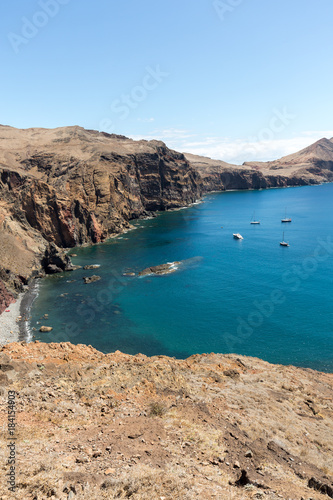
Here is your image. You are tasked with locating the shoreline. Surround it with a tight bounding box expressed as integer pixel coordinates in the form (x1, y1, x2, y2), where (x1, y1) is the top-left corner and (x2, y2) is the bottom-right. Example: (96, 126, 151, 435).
(18, 279, 40, 343)
(0, 279, 40, 347)
(0, 294, 23, 346)
(0, 182, 330, 351)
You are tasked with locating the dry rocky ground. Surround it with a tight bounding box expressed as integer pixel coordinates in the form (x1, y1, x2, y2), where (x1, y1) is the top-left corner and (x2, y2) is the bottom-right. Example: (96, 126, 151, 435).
(0, 341, 332, 500)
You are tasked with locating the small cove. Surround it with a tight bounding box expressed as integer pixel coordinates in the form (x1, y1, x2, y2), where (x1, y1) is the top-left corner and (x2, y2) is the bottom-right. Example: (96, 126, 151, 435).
(30, 184, 333, 372)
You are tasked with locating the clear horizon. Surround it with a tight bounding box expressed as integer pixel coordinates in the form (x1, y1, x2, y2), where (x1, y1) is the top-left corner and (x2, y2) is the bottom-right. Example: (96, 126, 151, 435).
(2, 0, 333, 163)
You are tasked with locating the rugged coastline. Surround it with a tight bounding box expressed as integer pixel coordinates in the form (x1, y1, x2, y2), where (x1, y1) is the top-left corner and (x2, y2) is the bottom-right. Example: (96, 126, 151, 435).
(0, 125, 202, 316)
(1, 126, 333, 347)
(0, 181, 319, 345)
(1, 126, 333, 318)
(0, 127, 333, 498)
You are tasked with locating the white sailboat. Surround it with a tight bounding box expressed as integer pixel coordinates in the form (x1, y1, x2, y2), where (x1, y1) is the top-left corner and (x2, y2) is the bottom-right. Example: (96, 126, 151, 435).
(250, 211, 260, 224)
(280, 231, 289, 246)
(281, 208, 292, 223)
(233, 233, 243, 239)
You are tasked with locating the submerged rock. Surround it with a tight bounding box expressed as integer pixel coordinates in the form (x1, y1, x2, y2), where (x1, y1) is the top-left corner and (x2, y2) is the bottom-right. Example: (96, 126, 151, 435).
(83, 275, 101, 284)
(39, 326, 53, 332)
(138, 262, 181, 277)
(83, 264, 101, 270)
(67, 265, 82, 271)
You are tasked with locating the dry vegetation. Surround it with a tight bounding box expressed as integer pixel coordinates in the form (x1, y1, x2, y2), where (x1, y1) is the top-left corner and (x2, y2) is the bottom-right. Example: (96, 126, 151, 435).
(0, 341, 332, 499)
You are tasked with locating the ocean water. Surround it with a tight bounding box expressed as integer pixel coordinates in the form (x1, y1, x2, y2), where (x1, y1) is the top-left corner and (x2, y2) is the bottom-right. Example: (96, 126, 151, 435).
(30, 184, 333, 372)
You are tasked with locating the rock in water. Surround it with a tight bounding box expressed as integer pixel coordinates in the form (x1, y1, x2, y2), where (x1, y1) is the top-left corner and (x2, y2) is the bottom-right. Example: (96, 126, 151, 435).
(138, 262, 179, 276)
(67, 265, 82, 271)
(46, 264, 63, 274)
(83, 275, 101, 284)
(83, 265, 101, 270)
(39, 326, 53, 332)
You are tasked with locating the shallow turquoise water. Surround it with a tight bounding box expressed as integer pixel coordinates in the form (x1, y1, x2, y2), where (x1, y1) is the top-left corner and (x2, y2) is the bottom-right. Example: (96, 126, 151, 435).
(31, 184, 333, 372)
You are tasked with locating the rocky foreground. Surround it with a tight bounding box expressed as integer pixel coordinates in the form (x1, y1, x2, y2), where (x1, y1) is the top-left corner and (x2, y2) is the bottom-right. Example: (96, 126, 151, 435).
(0, 341, 332, 499)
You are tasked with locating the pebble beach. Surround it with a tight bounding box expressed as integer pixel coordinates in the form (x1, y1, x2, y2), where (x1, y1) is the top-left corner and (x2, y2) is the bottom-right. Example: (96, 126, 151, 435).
(0, 295, 23, 346)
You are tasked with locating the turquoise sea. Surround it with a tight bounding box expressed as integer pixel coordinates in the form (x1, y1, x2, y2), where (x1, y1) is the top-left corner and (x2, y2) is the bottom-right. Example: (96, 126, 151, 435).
(30, 184, 333, 372)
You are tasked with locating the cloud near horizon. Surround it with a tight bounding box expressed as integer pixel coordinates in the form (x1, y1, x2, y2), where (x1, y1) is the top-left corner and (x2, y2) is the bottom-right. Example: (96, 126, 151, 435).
(131, 129, 333, 164)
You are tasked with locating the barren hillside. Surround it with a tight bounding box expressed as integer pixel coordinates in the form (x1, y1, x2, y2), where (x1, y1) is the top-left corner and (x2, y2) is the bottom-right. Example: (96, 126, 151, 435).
(0, 341, 332, 499)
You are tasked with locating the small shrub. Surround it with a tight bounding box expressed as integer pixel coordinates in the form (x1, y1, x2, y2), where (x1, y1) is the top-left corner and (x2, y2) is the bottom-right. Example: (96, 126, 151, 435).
(149, 401, 166, 417)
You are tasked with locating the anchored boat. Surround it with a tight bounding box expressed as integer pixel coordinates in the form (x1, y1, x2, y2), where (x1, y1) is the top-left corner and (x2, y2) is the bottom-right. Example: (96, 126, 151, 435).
(281, 208, 292, 223)
(280, 232, 289, 246)
(250, 211, 260, 224)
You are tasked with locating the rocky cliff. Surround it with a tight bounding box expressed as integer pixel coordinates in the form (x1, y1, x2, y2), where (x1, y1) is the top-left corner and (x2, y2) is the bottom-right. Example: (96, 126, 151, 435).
(185, 137, 333, 192)
(0, 341, 332, 499)
(1, 126, 333, 312)
(243, 137, 333, 185)
(0, 126, 201, 311)
(184, 152, 302, 192)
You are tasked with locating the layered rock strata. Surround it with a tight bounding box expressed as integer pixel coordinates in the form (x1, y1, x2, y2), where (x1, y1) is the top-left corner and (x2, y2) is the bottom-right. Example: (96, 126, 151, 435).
(0, 126, 201, 308)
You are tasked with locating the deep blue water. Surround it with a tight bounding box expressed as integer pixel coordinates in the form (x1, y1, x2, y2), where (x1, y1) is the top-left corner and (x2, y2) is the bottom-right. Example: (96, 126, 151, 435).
(30, 184, 333, 372)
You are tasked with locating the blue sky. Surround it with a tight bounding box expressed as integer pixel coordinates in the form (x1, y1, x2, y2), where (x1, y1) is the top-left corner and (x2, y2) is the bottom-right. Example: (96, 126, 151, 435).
(1, 0, 333, 163)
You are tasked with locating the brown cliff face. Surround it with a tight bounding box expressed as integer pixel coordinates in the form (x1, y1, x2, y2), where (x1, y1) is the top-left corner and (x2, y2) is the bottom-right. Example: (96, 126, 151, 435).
(0, 126, 202, 301)
(184, 141, 332, 193)
(243, 137, 333, 184)
(0, 280, 15, 314)
(0, 127, 201, 247)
